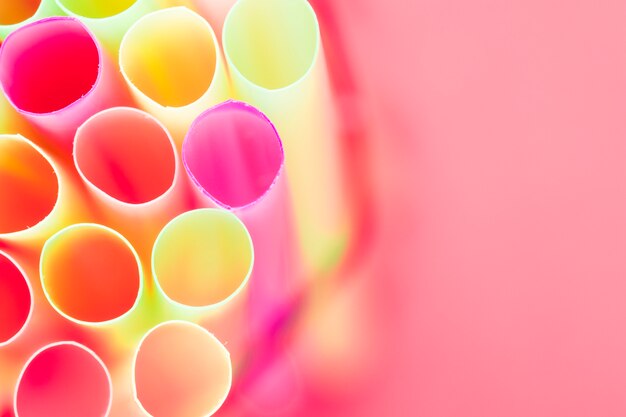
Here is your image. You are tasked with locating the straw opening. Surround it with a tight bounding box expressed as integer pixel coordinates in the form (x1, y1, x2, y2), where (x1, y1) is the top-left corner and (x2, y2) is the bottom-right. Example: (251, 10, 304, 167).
(0, 17, 100, 114)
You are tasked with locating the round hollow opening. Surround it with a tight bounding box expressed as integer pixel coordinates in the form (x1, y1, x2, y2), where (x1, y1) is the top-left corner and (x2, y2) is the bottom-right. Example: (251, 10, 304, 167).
(41, 224, 141, 324)
(152, 209, 253, 308)
(0, 135, 58, 235)
(0, 0, 41, 26)
(57, 0, 137, 19)
(0, 17, 99, 114)
(120, 8, 217, 107)
(183, 101, 283, 209)
(223, 0, 318, 89)
(134, 321, 232, 417)
(15, 342, 111, 417)
(75, 108, 176, 205)
(0, 253, 31, 345)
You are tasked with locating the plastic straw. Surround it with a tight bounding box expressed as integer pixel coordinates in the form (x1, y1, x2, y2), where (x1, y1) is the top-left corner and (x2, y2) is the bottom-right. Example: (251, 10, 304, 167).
(119, 7, 228, 141)
(0, 0, 62, 40)
(40, 223, 142, 325)
(14, 341, 112, 417)
(0, 252, 32, 346)
(0, 134, 59, 236)
(54, 0, 156, 54)
(152, 208, 253, 310)
(133, 321, 231, 417)
(74, 107, 178, 207)
(223, 0, 350, 274)
(0, 17, 129, 144)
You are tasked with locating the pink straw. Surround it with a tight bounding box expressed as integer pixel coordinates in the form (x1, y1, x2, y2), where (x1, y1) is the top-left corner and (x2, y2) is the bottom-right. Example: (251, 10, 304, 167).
(14, 341, 112, 417)
(0, 17, 129, 145)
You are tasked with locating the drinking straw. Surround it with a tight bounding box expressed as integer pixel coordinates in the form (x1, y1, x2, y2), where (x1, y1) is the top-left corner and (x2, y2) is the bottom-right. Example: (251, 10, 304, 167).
(119, 7, 228, 142)
(0, 0, 62, 40)
(54, 0, 156, 54)
(133, 321, 232, 417)
(0, 134, 59, 237)
(182, 100, 301, 337)
(74, 107, 180, 209)
(0, 17, 129, 144)
(152, 208, 253, 310)
(0, 252, 32, 346)
(40, 223, 142, 325)
(14, 341, 112, 417)
(223, 0, 350, 274)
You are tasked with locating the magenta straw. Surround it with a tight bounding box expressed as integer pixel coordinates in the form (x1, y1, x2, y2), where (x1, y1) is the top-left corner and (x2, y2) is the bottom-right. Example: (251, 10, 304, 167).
(0, 17, 129, 145)
(183, 100, 302, 336)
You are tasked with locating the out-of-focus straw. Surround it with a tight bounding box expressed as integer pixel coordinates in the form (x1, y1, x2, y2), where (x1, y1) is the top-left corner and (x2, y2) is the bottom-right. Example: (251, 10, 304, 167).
(223, 0, 351, 275)
(0, 17, 130, 145)
(40, 223, 142, 326)
(0, 0, 62, 40)
(14, 341, 112, 417)
(119, 7, 228, 142)
(54, 0, 156, 54)
(132, 320, 232, 417)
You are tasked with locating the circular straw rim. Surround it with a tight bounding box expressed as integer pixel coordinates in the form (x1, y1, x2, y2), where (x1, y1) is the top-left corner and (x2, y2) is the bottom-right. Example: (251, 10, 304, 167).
(0, 16, 105, 117)
(182, 99, 285, 210)
(151, 208, 254, 311)
(131, 320, 233, 417)
(73, 106, 180, 208)
(14, 340, 113, 417)
(0, 134, 61, 238)
(222, 0, 321, 93)
(118, 6, 221, 110)
(40, 223, 144, 326)
(0, 250, 33, 347)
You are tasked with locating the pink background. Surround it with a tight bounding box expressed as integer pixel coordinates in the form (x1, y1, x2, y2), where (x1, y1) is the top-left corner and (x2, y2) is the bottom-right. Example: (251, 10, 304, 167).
(314, 1, 626, 416)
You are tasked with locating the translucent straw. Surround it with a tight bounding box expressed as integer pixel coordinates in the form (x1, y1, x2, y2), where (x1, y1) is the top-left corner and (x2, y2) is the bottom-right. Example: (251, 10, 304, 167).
(0, 0, 62, 40)
(119, 7, 228, 141)
(74, 107, 179, 208)
(0, 17, 129, 145)
(152, 208, 253, 310)
(40, 223, 142, 325)
(133, 321, 232, 417)
(54, 0, 156, 54)
(0, 134, 59, 237)
(223, 0, 350, 274)
(14, 341, 112, 417)
(0, 252, 32, 347)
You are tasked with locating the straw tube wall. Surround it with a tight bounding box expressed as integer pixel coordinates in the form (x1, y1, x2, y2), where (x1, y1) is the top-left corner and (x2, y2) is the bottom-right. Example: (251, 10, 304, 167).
(182, 100, 301, 341)
(119, 7, 228, 142)
(54, 0, 156, 54)
(0, 0, 62, 40)
(223, 0, 351, 275)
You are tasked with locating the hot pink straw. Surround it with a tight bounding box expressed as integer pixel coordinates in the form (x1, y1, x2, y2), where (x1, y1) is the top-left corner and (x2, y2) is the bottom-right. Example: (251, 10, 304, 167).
(0, 17, 129, 145)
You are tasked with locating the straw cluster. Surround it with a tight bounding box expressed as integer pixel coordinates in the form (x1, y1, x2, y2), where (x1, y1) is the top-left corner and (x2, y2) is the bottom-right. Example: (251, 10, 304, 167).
(0, 0, 352, 415)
